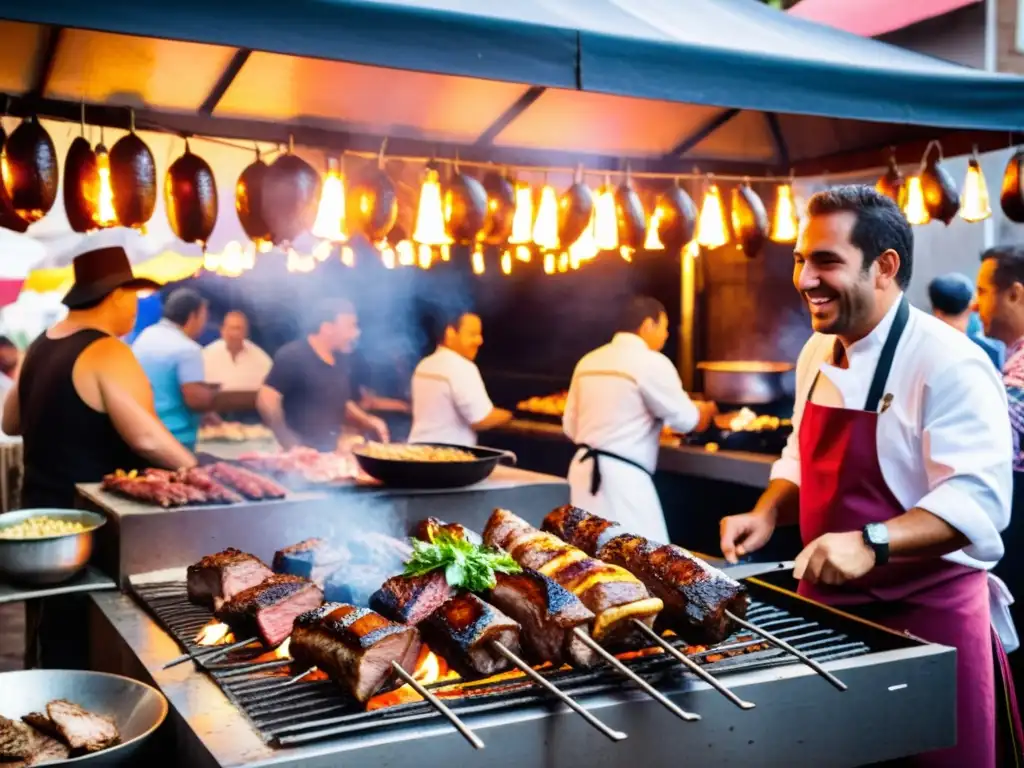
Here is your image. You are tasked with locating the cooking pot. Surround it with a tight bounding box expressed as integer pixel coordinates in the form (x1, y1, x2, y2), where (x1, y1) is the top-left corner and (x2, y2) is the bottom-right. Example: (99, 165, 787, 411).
(697, 361, 795, 405)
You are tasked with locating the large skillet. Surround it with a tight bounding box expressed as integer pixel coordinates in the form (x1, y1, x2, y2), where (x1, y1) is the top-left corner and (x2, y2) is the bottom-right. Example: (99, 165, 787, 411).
(351, 443, 517, 489)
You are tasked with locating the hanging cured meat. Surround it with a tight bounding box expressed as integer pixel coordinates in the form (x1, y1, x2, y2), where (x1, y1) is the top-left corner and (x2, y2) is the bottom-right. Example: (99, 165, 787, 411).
(109, 131, 157, 229)
(165, 140, 218, 248)
(236, 155, 272, 247)
(1, 116, 58, 223)
(346, 168, 398, 243)
(445, 172, 487, 244)
(919, 145, 959, 226)
(0, 128, 28, 233)
(730, 183, 769, 258)
(1001, 149, 1024, 224)
(262, 152, 322, 245)
(656, 183, 698, 253)
(614, 178, 646, 249)
(875, 156, 905, 207)
(64, 136, 101, 233)
(480, 171, 515, 246)
(558, 175, 594, 249)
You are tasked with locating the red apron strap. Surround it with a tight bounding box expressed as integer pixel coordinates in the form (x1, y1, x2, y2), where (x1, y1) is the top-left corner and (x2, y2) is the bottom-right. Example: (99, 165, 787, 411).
(994, 626, 1024, 767)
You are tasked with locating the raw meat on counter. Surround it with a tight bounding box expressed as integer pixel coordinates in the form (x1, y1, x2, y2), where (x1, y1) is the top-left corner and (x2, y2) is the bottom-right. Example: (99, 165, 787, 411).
(187, 548, 274, 610)
(101, 462, 283, 507)
(543, 506, 748, 644)
(101, 469, 195, 507)
(290, 603, 422, 703)
(273, 538, 346, 586)
(238, 446, 358, 485)
(206, 462, 288, 501)
(421, 591, 521, 679)
(176, 468, 244, 504)
(215, 574, 325, 647)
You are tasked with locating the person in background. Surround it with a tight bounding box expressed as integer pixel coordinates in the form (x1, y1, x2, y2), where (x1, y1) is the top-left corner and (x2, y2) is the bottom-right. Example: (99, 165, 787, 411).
(0, 336, 19, 404)
(407, 310, 511, 446)
(720, 187, 1014, 767)
(928, 272, 1005, 370)
(257, 298, 388, 451)
(3, 246, 195, 509)
(203, 310, 272, 392)
(132, 288, 218, 451)
(564, 296, 717, 543)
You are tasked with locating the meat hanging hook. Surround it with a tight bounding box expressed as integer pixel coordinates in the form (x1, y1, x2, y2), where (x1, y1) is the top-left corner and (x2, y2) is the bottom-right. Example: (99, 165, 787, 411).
(377, 137, 388, 169)
(129, 108, 135, 134)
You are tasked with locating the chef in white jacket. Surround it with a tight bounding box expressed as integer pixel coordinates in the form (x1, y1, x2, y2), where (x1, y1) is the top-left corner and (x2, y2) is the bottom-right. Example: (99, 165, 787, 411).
(563, 296, 717, 542)
(719, 186, 1014, 767)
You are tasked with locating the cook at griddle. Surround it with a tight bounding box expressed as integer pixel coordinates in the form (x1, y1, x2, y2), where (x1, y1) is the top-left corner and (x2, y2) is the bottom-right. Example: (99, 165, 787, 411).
(256, 298, 388, 451)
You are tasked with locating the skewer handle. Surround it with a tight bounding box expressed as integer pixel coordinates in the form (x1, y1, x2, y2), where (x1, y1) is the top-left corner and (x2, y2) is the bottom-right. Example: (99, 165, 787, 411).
(571, 628, 700, 722)
(725, 610, 847, 692)
(390, 661, 485, 749)
(629, 620, 755, 710)
(162, 636, 259, 669)
(285, 667, 317, 686)
(491, 641, 627, 742)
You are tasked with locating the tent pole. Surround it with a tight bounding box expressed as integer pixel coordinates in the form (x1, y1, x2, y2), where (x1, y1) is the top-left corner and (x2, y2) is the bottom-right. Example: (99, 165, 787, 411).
(679, 244, 697, 392)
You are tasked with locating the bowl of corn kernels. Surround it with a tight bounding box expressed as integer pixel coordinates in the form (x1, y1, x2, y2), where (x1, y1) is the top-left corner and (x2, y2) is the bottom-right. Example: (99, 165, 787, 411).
(0, 509, 106, 585)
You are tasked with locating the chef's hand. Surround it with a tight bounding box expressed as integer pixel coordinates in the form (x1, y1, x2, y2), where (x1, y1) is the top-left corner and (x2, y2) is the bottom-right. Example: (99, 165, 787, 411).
(794, 531, 875, 586)
(694, 401, 719, 433)
(367, 416, 390, 443)
(720, 510, 775, 564)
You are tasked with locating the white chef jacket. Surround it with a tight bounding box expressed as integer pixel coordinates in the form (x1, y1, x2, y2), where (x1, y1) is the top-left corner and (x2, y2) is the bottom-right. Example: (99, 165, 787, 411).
(563, 333, 701, 542)
(408, 346, 494, 447)
(202, 339, 272, 391)
(772, 295, 1013, 570)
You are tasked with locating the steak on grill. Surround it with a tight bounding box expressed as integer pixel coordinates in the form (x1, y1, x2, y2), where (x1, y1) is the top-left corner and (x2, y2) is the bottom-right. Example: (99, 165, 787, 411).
(273, 538, 345, 586)
(370, 571, 453, 626)
(422, 591, 521, 679)
(487, 569, 598, 667)
(484, 508, 662, 646)
(216, 574, 324, 647)
(45, 699, 120, 753)
(186, 548, 274, 611)
(291, 602, 422, 703)
(543, 504, 624, 554)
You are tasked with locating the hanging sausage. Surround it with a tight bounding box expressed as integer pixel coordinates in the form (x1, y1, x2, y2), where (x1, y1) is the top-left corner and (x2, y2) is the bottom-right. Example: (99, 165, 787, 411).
(656, 182, 698, 253)
(445, 170, 488, 244)
(558, 168, 594, 249)
(1001, 149, 1024, 224)
(614, 173, 646, 250)
(875, 155, 906, 208)
(346, 167, 398, 243)
(236, 153, 272, 247)
(0, 127, 28, 233)
(481, 171, 516, 246)
(262, 148, 322, 245)
(165, 140, 218, 248)
(64, 136, 101, 233)
(919, 142, 959, 226)
(730, 182, 769, 258)
(1, 116, 58, 224)
(109, 125, 157, 230)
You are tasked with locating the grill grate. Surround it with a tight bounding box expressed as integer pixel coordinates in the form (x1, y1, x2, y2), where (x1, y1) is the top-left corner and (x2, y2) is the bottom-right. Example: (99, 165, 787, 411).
(133, 582, 870, 747)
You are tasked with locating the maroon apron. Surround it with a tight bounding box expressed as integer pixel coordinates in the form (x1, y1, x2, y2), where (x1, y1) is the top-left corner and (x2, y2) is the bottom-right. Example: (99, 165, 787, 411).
(796, 297, 1005, 767)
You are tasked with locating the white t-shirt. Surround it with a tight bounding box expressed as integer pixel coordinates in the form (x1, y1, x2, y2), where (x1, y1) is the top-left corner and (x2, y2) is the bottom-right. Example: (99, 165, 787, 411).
(408, 346, 494, 447)
(202, 339, 272, 392)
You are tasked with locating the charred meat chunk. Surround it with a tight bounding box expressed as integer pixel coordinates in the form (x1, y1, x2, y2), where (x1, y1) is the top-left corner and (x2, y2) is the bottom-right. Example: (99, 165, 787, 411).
(45, 699, 120, 753)
(370, 571, 453, 626)
(186, 548, 273, 611)
(487, 569, 598, 667)
(0, 715, 32, 760)
(411, 517, 481, 546)
(216, 574, 324, 647)
(543, 504, 624, 554)
(291, 602, 422, 703)
(273, 538, 345, 586)
(599, 534, 747, 644)
(422, 591, 521, 679)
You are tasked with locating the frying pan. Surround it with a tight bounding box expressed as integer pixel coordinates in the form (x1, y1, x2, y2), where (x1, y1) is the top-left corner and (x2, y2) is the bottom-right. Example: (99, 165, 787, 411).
(351, 443, 517, 489)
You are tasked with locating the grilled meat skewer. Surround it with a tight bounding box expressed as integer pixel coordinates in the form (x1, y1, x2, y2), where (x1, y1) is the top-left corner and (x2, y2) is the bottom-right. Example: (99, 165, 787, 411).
(371, 571, 454, 625)
(422, 591, 522, 679)
(187, 548, 274, 610)
(215, 574, 324, 647)
(544, 506, 748, 644)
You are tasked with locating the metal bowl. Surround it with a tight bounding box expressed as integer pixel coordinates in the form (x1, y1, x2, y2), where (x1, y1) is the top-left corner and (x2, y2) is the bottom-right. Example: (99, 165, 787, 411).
(0, 508, 107, 585)
(0, 669, 168, 766)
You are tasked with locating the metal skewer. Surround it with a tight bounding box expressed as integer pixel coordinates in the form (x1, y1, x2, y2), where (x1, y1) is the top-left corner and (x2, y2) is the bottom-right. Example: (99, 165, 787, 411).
(490, 641, 628, 742)
(571, 629, 700, 722)
(725, 610, 847, 692)
(630, 620, 755, 710)
(285, 666, 317, 686)
(162, 636, 259, 669)
(389, 661, 485, 750)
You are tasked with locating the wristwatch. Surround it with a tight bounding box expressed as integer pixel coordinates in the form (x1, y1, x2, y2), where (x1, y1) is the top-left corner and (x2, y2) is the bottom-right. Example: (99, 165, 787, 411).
(862, 523, 890, 566)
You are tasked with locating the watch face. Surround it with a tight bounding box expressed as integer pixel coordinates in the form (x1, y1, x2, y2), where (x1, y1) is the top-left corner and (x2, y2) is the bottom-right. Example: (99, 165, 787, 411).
(865, 523, 889, 546)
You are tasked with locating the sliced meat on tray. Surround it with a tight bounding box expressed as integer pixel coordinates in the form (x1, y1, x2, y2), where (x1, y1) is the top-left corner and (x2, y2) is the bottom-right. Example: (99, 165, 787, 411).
(291, 602, 422, 703)
(370, 571, 454, 626)
(0, 716, 32, 760)
(484, 508, 662, 647)
(486, 569, 598, 667)
(273, 538, 346, 586)
(216, 574, 325, 647)
(422, 591, 521, 679)
(411, 517, 482, 546)
(545, 506, 748, 643)
(187, 548, 274, 610)
(45, 699, 120, 753)
(208, 462, 287, 500)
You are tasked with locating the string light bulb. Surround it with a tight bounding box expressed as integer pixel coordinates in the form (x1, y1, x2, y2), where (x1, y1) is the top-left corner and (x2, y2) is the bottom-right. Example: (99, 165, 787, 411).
(93, 144, 118, 228)
(592, 178, 619, 251)
(532, 184, 560, 251)
(472, 245, 485, 275)
(509, 183, 534, 245)
(696, 182, 729, 249)
(770, 183, 798, 243)
(644, 207, 665, 250)
(959, 152, 991, 223)
(501, 250, 512, 274)
(902, 176, 930, 225)
(312, 158, 348, 241)
(396, 240, 416, 267)
(413, 168, 453, 247)
(543, 252, 555, 274)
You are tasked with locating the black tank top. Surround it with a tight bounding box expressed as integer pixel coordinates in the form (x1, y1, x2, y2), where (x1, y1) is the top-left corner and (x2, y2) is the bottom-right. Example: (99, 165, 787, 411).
(19, 329, 145, 508)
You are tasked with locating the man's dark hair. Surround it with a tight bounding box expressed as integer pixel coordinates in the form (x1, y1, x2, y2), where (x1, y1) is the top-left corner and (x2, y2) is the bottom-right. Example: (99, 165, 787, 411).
(619, 296, 666, 333)
(981, 244, 1024, 290)
(928, 273, 974, 315)
(435, 309, 475, 344)
(806, 185, 914, 290)
(163, 288, 207, 326)
(307, 298, 355, 334)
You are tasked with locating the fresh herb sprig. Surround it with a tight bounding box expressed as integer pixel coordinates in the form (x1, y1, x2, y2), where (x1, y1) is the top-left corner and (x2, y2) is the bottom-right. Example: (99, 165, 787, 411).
(403, 530, 520, 591)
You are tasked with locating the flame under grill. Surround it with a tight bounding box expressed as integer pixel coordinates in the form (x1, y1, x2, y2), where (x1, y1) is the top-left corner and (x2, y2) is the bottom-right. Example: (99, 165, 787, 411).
(133, 581, 871, 748)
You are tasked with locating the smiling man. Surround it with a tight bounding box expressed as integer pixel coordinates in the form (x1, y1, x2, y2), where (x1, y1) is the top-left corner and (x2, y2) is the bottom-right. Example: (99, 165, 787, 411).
(720, 185, 1012, 767)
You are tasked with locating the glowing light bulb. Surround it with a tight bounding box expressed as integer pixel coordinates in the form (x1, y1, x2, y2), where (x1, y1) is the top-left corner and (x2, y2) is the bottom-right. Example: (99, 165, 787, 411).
(510, 184, 534, 245)
(413, 169, 453, 246)
(312, 160, 348, 241)
(644, 208, 664, 250)
(902, 176, 930, 226)
(770, 184, 798, 243)
(543, 252, 555, 274)
(592, 185, 618, 251)
(696, 184, 729, 249)
(94, 145, 118, 228)
(501, 250, 512, 274)
(472, 246, 485, 275)
(532, 185, 559, 250)
(960, 157, 991, 222)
